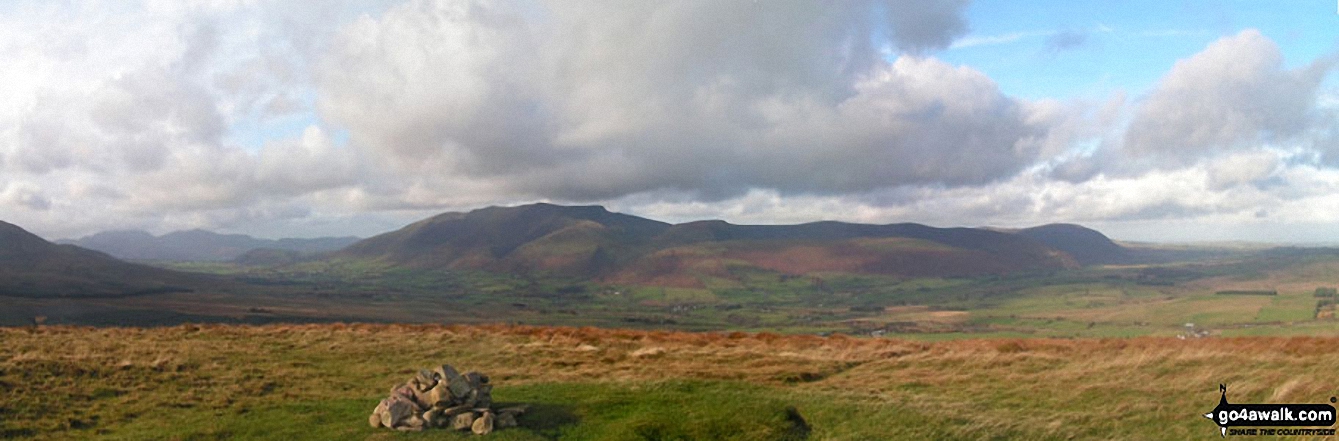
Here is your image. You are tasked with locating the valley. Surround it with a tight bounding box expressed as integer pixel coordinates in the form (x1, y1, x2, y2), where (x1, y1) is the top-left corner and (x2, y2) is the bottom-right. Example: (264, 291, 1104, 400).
(3, 204, 1338, 339)
(5, 206, 1339, 440)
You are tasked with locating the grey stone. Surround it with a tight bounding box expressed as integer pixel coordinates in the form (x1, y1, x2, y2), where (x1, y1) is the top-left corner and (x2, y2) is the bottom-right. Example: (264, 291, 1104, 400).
(372, 364, 506, 432)
(475, 384, 493, 408)
(497, 405, 528, 416)
(459, 388, 478, 408)
(386, 394, 420, 427)
(451, 412, 475, 431)
(422, 408, 443, 428)
(447, 374, 473, 399)
(436, 364, 461, 382)
(415, 369, 437, 390)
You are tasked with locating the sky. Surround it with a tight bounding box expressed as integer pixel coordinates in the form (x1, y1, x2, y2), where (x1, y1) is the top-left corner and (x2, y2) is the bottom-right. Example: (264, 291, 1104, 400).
(2, 1, 1339, 243)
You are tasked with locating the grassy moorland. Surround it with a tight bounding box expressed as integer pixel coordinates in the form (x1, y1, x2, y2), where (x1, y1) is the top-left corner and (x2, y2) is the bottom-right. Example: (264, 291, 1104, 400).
(4, 324, 1339, 440)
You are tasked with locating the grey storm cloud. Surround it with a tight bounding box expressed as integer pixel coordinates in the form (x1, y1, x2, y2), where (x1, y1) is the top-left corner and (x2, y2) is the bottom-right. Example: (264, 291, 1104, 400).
(318, 0, 1051, 202)
(883, 0, 971, 53)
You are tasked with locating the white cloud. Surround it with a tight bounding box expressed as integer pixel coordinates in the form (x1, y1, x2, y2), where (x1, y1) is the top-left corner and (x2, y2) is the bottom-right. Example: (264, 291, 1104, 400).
(1125, 30, 1333, 160)
(0, 1, 375, 238)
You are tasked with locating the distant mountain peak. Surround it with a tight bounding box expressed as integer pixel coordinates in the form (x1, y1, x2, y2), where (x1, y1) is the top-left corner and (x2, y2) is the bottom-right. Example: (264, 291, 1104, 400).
(337, 203, 1093, 280)
(1018, 223, 1129, 266)
(0, 220, 199, 298)
(62, 229, 361, 262)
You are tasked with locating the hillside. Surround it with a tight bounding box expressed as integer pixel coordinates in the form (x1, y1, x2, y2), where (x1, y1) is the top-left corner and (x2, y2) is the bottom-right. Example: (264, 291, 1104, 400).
(337, 203, 670, 275)
(61, 229, 360, 262)
(4, 324, 1331, 440)
(0, 221, 199, 298)
(335, 203, 1085, 284)
(1016, 223, 1131, 266)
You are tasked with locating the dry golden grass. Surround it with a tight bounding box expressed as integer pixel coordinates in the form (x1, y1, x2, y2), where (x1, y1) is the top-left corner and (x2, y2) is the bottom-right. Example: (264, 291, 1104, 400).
(4, 324, 1339, 439)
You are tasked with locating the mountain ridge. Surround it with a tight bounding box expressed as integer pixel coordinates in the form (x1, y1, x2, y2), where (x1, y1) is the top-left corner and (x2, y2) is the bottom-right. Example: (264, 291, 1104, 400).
(0, 221, 200, 298)
(60, 229, 361, 262)
(334, 203, 1126, 284)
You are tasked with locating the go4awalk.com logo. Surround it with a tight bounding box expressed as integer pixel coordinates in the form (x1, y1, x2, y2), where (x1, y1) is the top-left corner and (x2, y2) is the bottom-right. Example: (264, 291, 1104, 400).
(1204, 384, 1337, 437)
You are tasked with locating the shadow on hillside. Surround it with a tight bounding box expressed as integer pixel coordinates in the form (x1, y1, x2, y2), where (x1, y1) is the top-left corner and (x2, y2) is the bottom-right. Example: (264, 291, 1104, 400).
(501, 402, 579, 439)
(781, 405, 811, 440)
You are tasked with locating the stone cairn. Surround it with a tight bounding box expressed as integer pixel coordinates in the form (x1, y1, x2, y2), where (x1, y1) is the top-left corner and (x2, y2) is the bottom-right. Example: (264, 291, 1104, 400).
(369, 364, 526, 434)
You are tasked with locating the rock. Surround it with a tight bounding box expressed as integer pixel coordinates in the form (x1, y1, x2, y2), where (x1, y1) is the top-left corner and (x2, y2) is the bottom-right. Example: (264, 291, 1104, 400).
(497, 405, 528, 416)
(448, 374, 474, 400)
(396, 415, 425, 432)
(459, 388, 478, 408)
(472, 411, 495, 435)
(369, 399, 389, 428)
(369, 412, 383, 428)
(372, 363, 510, 434)
(385, 394, 420, 427)
(426, 382, 452, 408)
(422, 408, 443, 428)
(378, 401, 395, 428)
(415, 369, 438, 390)
(451, 412, 475, 431)
(436, 364, 462, 383)
(496, 412, 517, 429)
(392, 384, 417, 401)
(475, 389, 492, 408)
(411, 387, 434, 409)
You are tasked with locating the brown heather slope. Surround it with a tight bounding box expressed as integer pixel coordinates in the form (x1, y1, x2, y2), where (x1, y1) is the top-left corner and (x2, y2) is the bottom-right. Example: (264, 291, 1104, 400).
(3, 324, 1338, 439)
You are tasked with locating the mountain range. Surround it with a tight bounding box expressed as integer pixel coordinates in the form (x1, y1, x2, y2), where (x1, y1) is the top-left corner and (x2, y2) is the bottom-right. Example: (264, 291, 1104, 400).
(2, 203, 1135, 297)
(335, 203, 1132, 286)
(59, 230, 360, 262)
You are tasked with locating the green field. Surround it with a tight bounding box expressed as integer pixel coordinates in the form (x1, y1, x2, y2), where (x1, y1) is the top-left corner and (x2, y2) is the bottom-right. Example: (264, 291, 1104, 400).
(83, 248, 1327, 339)
(4, 247, 1336, 340)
